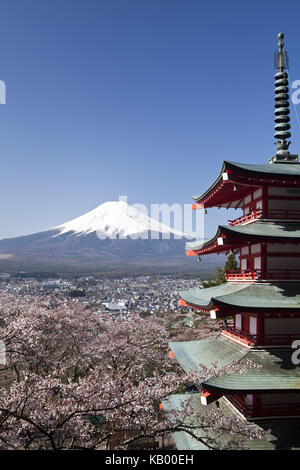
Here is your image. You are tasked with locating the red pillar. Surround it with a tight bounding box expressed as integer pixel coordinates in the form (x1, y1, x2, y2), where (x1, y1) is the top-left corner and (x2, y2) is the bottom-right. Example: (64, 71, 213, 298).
(261, 241, 267, 279)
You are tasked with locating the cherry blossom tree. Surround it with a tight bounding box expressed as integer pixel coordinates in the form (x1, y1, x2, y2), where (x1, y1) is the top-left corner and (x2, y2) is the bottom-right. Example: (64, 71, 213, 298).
(0, 293, 266, 450)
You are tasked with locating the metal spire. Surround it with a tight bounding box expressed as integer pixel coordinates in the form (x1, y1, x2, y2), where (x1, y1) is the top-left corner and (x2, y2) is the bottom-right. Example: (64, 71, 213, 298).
(269, 33, 298, 163)
(274, 33, 291, 152)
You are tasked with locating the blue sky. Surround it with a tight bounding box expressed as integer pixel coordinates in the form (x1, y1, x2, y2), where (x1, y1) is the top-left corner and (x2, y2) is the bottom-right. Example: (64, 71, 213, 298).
(1, 0, 300, 239)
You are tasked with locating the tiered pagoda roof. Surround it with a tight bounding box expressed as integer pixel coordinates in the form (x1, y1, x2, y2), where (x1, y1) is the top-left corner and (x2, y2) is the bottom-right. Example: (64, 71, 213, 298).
(169, 336, 300, 392)
(186, 221, 300, 256)
(193, 161, 300, 209)
(179, 282, 300, 311)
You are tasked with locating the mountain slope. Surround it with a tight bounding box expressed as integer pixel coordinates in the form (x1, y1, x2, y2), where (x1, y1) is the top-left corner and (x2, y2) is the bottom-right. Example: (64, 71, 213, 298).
(54, 200, 187, 239)
(0, 201, 224, 274)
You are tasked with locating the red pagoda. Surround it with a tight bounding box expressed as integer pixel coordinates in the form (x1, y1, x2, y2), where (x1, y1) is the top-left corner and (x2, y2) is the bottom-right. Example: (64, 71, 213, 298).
(166, 33, 300, 449)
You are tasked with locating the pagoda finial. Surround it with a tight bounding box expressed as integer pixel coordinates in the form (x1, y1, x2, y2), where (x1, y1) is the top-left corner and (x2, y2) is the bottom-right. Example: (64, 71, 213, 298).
(274, 32, 292, 154)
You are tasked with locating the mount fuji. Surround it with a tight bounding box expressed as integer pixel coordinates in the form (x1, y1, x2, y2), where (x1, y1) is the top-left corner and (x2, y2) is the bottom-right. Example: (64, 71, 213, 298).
(0, 201, 213, 274)
(53, 200, 189, 240)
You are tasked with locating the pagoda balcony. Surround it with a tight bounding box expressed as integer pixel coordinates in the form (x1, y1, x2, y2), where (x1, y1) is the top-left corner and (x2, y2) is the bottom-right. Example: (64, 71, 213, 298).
(228, 209, 262, 226)
(226, 269, 300, 281)
(225, 270, 258, 281)
(228, 209, 300, 227)
(221, 327, 256, 346)
(221, 326, 300, 347)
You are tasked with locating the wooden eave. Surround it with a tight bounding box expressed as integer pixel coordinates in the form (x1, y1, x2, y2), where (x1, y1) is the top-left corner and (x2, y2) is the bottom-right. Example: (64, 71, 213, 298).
(193, 161, 300, 208)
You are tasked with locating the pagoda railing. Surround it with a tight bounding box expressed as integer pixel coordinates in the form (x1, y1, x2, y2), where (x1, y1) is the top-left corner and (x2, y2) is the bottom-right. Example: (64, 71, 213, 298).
(225, 270, 258, 281)
(221, 327, 255, 346)
(228, 209, 262, 226)
(226, 269, 300, 281)
(228, 209, 300, 227)
(221, 326, 300, 346)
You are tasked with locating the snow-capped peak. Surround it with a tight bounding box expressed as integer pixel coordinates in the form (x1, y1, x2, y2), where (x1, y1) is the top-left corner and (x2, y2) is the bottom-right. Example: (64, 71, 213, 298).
(53, 201, 190, 239)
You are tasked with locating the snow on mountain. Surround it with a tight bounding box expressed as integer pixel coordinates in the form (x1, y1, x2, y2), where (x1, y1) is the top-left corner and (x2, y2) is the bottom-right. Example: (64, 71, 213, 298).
(54, 201, 191, 239)
(0, 200, 223, 273)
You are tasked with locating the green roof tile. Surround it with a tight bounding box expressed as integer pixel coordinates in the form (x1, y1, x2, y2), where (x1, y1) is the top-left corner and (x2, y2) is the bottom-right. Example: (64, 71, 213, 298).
(193, 161, 300, 202)
(180, 283, 300, 310)
(169, 336, 248, 372)
(227, 161, 300, 176)
(186, 221, 300, 252)
(170, 336, 300, 392)
(206, 349, 300, 392)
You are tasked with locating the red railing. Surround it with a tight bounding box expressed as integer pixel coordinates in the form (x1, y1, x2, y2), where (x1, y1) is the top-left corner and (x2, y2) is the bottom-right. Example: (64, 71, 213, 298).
(221, 326, 300, 346)
(228, 209, 300, 227)
(221, 327, 255, 346)
(226, 269, 300, 281)
(228, 209, 262, 226)
(225, 270, 258, 281)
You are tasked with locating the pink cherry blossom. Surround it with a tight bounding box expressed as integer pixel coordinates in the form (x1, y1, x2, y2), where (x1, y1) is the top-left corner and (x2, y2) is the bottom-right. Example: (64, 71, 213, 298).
(0, 293, 266, 449)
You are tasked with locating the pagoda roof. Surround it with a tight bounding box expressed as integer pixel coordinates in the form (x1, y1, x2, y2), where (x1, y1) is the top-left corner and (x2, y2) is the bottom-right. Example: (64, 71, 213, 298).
(179, 282, 300, 310)
(169, 336, 300, 392)
(186, 221, 300, 254)
(224, 161, 300, 177)
(162, 394, 300, 450)
(169, 335, 248, 372)
(193, 160, 300, 208)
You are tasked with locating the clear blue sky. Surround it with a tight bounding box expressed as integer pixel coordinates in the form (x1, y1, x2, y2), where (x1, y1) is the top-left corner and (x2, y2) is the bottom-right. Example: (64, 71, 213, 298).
(1, 0, 300, 239)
